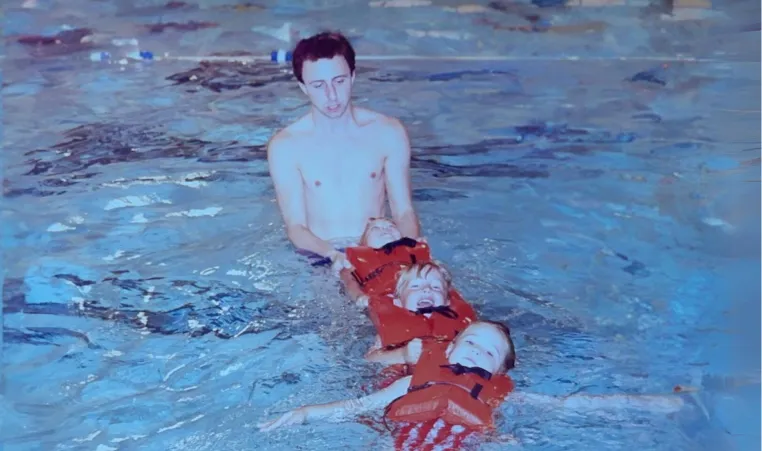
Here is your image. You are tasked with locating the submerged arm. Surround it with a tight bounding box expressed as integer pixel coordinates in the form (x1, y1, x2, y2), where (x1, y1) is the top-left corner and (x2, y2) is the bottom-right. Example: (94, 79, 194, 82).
(510, 391, 685, 414)
(258, 376, 412, 432)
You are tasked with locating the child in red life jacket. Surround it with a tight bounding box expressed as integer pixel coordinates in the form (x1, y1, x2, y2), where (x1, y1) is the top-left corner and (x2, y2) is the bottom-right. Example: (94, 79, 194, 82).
(259, 321, 514, 435)
(363, 262, 476, 368)
(258, 321, 685, 440)
(339, 217, 432, 306)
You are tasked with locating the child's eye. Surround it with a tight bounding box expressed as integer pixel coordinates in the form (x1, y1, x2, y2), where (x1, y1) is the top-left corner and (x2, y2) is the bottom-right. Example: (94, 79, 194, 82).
(487, 351, 494, 357)
(466, 340, 474, 345)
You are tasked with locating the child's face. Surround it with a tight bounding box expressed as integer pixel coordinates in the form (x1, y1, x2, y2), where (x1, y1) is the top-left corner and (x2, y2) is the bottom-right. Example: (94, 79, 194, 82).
(447, 323, 511, 374)
(400, 269, 448, 311)
(364, 219, 402, 248)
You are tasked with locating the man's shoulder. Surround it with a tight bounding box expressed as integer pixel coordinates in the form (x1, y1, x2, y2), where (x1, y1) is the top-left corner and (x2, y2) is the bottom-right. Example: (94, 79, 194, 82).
(268, 116, 311, 154)
(356, 108, 408, 150)
(356, 107, 406, 132)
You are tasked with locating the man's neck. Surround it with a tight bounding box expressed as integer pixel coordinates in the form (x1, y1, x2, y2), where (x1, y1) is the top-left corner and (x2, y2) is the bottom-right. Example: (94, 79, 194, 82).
(311, 105, 356, 134)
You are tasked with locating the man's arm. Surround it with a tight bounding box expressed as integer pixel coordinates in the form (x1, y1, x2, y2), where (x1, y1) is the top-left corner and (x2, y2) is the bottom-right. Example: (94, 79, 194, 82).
(258, 376, 412, 431)
(383, 119, 420, 239)
(267, 134, 336, 257)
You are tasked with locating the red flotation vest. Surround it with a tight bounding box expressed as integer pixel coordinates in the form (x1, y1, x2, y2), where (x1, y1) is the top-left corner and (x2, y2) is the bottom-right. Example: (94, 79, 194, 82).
(385, 339, 514, 430)
(346, 238, 432, 297)
(368, 289, 477, 349)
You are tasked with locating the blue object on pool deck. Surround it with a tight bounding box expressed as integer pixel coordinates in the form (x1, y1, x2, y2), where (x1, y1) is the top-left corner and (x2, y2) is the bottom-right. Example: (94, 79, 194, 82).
(270, 50, 293, 63)
(89, 50, 154, 62)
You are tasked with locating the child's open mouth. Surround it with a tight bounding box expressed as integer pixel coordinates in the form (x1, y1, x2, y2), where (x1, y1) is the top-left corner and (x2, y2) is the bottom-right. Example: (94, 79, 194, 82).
(417, 299, 434, 308)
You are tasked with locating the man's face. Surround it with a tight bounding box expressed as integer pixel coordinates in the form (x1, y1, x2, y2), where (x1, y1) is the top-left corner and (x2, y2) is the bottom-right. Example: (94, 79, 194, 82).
(299, 56, 354, 118)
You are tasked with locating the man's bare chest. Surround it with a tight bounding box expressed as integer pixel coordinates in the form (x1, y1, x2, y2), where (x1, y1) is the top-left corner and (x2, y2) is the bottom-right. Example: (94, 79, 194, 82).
(299, 147, 385, 191)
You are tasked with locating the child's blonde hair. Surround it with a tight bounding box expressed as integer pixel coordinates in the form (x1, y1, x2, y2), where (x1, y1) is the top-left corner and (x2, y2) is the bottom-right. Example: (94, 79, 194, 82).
(359, 217, 395, 246)
(394, 261, 453, 299)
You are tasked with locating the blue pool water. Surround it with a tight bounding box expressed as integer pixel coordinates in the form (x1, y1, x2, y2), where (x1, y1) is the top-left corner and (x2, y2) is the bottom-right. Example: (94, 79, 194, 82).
(3, 0, 760, 450)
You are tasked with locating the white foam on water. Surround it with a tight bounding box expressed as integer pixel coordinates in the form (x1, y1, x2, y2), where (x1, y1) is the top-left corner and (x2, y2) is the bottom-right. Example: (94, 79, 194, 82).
(73, 430, 101, 443)
(47, 214, 88, 232)
(702, 217, 735, 233)
(156, 414, 205, 433)
(48, 223, 76, 232)
(110, 434, 147, 443)
(166, 207, 223, 218)
(103, 250, 125, 261)
(199, 266, 219, 276)
(219, 362, 244, 377)
(105, 195, 172, 210)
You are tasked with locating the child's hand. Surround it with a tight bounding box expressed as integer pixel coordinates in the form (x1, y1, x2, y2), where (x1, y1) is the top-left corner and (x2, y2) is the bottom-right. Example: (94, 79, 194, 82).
(258, 407, 308, 432)
(403, 338, 422, 363)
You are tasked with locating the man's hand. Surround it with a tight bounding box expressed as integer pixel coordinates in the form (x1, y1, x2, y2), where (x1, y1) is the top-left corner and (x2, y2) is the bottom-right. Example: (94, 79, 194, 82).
(403, 338, 423, 364)
(355, 294, 369, 308)
(329, 250, 353, 275)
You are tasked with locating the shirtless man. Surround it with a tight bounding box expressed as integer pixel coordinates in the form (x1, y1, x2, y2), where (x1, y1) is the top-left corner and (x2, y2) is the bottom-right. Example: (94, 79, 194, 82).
(267, 31, 421, 270)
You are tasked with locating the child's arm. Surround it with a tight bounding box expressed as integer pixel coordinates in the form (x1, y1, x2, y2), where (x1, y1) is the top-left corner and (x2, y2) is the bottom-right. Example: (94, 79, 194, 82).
(339, 269, 368, 307)
(364, 337, 422, 365)
(510, 392, 684, 414)
(258, 375, 412, 432)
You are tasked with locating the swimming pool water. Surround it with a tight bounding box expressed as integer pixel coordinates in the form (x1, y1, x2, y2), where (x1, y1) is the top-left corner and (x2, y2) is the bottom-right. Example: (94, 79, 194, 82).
(3, 0, 760, 450)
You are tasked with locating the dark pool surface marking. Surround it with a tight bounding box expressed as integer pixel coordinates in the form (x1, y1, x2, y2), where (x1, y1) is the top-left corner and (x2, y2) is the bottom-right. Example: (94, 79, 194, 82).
(3, 236, 650, 344)
(5, 275, 310, 341)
